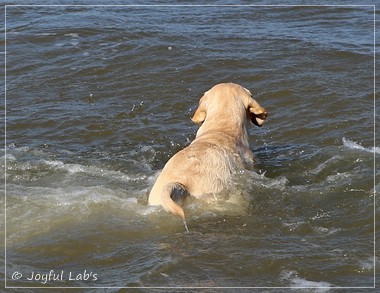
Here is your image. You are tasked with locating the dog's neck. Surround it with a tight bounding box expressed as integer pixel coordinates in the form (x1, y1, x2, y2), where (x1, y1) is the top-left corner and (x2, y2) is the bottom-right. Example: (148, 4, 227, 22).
(195, 115, 250, 148)
(195, 106, 248, 137)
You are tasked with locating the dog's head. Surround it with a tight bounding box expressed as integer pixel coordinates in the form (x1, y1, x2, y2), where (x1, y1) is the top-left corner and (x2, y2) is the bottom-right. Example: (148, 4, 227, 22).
(191, 83, 268, 127)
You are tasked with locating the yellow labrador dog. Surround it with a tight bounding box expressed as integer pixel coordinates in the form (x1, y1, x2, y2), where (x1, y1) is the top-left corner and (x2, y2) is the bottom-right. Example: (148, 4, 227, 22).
(148, 83, 267, 227)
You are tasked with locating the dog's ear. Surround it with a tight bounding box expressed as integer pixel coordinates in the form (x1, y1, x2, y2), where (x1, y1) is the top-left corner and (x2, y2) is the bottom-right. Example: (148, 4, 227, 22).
(191, 95, 207, 125)
(248, 97, 268, 127)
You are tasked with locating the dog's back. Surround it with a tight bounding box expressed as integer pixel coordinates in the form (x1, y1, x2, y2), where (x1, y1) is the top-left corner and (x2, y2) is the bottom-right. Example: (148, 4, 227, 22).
(148, 83, 267, 222)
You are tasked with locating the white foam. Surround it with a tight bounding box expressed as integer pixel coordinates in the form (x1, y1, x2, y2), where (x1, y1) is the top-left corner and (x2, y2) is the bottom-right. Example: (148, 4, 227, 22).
(263, 175, 289, 190)
(35, 32, 57, 36)
(70, 40, 80, 46)
(2, 154, 16, 161)
(6, 184, 147, 244)
(282, 221, 306, 232)
(356, 257, 375, 273)
(41, 159, 146, 182)
(281, 270, 332, 291)
(326, 172, 351, 184)
(309, 155, 342, 175)
(64, 33, 80, 38)
(342, 137, 380, 154)
(7, 143, 30, 152)
(237, 171, 289, 191)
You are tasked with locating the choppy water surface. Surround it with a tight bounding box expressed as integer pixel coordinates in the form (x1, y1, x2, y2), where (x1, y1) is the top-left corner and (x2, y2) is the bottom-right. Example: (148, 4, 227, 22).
(2, 2, 379, 291)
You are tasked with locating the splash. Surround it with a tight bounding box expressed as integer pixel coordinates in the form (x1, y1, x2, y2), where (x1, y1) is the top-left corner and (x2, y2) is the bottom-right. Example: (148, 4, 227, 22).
(281, 270, 332, 292)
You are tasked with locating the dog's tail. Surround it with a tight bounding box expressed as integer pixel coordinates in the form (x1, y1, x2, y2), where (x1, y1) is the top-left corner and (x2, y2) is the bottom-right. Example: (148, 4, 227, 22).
(161, 183, 190, 233)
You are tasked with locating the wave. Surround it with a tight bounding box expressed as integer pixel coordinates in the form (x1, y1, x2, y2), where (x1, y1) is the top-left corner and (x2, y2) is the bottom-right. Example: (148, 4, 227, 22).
(5, 183, 153, 245)
(3, 139, 374, 242)
(342, 137, 380, 154)
(3, 144, 149, 184)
